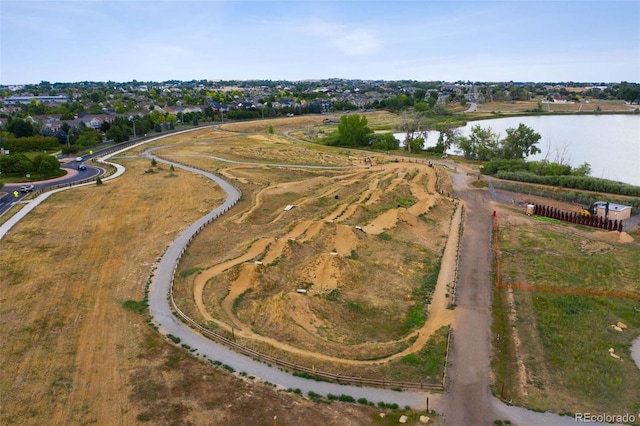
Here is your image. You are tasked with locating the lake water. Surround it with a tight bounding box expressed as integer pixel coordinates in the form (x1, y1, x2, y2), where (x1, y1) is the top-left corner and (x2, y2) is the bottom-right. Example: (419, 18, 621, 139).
(395, 115, 640, 186)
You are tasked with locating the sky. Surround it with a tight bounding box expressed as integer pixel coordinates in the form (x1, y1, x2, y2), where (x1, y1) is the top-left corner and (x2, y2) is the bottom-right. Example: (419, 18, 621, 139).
(1, 0, 639, 85)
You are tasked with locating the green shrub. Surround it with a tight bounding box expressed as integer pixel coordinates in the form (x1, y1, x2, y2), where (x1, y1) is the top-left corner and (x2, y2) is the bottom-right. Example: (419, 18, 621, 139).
(166, 334, 181, 344)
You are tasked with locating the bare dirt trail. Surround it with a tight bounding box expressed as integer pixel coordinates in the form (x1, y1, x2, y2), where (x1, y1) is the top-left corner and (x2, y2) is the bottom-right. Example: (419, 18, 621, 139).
(189, 158, 458, 366)
(442, 163, 497, 425)
(193, 238, 272, 326)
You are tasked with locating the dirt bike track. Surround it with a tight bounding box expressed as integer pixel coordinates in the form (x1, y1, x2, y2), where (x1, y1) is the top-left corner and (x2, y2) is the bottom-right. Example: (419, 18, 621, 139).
(188, 159, 459, 366)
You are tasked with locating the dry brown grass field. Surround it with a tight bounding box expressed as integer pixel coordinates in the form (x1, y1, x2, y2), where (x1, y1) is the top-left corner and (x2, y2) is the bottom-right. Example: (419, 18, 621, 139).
(0, 126, 446, 425)
(474, 99, 636, 114)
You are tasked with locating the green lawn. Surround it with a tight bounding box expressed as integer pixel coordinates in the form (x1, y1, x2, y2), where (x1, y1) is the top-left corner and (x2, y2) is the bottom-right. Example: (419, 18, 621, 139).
(494, 221, 640, 415)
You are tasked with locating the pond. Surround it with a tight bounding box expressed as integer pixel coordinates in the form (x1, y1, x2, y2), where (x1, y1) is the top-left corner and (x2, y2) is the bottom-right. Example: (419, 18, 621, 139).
(396, 114, 640, 186)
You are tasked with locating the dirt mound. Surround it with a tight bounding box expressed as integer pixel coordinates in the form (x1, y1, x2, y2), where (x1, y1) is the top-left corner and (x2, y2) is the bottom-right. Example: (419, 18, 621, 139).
(364, 209, 399, 235)
(302, 253, 345, 295)
(334, 224, 358, 256)
(287, 293, 327, 335)
(592, 230, 634, 243)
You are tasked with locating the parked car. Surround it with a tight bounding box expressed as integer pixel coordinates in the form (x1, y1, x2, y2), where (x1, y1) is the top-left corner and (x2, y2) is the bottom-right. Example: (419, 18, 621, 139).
(19, 185, 35, 193)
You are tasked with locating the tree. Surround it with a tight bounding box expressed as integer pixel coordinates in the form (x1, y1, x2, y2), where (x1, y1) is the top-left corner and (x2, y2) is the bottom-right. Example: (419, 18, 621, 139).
(332, 114, 372, 147)
(397, 111, 429, 153)
(427, 91, 438, 109)
(40, 127, 54, 137)
(434, 126, 460, 155)
(204, 106, 214, 121)
(55, 129, 68, 145)
(456, 125, 501, 160)
(369, 133, 399, 150)
(37, 155, 60, 177)
(60, 122, 71, 134)
(410, 137, 425, 153)
(7, 118, 34, 138)
(76, 129, 101, 147)
(502, 124, 541, 159)
(572, 162, 592, 176)
(385, 94, 413, 112)
(0, 153, 32, 174)
(106, 125, 128, 142)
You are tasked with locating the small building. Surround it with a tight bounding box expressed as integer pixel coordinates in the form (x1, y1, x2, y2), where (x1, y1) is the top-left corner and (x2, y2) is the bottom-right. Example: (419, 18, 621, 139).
(596, 203, 632, 221)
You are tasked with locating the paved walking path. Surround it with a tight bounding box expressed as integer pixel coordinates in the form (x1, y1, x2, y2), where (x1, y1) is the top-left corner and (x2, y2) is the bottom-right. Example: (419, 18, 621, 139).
(632, 336, 640, 371)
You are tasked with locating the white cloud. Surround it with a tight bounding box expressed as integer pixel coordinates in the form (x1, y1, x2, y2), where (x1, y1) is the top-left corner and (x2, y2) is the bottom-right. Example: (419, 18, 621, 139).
(305, 22, 380, 56)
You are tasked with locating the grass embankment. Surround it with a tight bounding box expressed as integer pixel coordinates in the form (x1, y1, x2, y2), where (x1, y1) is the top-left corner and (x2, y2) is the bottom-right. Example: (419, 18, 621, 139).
(493, 220, 640, 417)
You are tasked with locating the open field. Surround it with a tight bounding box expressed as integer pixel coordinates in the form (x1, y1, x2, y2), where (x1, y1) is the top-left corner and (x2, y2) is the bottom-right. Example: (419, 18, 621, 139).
(474, 99, 638, 115)
(491, 205, 640, 418)
(0, 127, 444, 425)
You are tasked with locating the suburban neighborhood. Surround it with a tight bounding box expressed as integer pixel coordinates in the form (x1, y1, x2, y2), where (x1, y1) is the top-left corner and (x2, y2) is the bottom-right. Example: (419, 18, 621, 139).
(2, 79, 638, 148)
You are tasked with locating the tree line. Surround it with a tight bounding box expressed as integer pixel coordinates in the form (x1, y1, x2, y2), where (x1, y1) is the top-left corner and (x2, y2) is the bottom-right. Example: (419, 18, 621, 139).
(321, 113, 640, 198)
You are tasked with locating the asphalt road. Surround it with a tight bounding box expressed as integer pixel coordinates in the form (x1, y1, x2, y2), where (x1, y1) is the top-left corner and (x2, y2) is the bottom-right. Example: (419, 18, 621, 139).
(0, 161, 100, 216)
